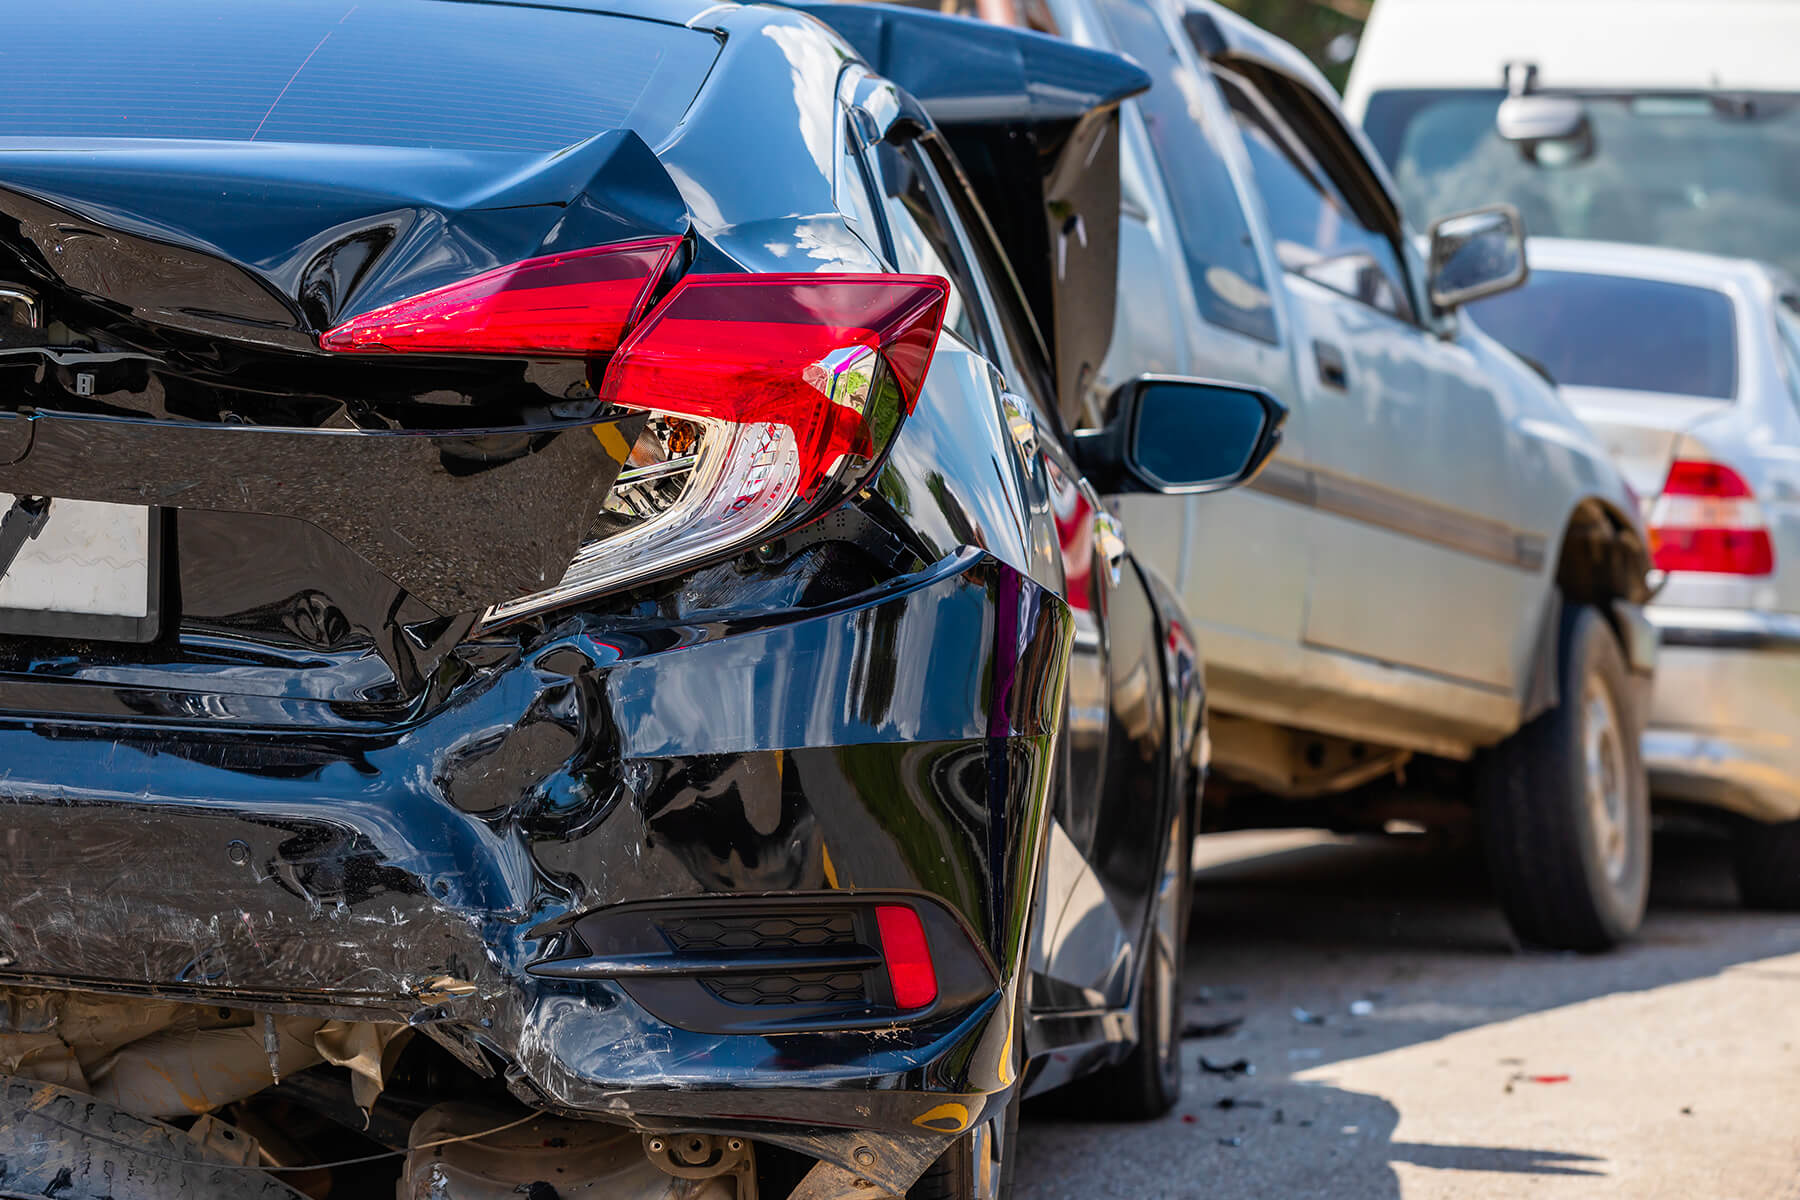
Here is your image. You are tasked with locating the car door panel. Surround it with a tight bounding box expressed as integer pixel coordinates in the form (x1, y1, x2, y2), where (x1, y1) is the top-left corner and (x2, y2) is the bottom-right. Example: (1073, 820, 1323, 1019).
(1089, 20, 1311, 691)
(1285, 274, 1537, 689)
(1219, 64, 1536, 692)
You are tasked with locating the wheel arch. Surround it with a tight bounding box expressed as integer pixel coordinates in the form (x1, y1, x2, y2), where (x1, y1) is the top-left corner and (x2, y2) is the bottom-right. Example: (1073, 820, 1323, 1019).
(1129, 557, 1208, 833)
(1521, 495, 1655, 723)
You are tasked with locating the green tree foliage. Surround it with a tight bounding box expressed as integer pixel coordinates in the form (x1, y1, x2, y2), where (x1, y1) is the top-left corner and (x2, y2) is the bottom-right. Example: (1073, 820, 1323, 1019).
(1217, 0, 1366, 92)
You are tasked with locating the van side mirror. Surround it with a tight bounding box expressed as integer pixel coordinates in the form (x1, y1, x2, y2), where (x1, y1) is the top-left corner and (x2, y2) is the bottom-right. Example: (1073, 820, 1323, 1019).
(1073, 376, 1286, 495)
(1427, 205, 1528, 310)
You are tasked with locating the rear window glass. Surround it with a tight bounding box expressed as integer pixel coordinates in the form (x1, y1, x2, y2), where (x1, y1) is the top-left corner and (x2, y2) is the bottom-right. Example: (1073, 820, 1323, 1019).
(1466, 269, 1738, 399)
(1090, 0, 1278, 345)
(0, 0, 718, 154)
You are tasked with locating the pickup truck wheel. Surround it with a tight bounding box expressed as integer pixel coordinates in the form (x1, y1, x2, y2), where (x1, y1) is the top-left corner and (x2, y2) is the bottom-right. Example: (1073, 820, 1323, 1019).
(1477, 604, 1650, 951)
(0, 1075, 306, 1200)
(1732, 819, 1800, 909)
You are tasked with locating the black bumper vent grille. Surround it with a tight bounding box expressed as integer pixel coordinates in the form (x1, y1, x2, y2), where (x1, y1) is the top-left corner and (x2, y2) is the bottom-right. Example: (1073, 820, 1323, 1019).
(661, 913, 871, 1008)
(661, 912, 856, 953)
(703, 971, 867, 1007)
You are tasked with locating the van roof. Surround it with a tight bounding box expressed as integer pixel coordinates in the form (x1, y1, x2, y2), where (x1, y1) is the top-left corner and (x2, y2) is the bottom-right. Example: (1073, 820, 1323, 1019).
(1345, 0, 1800, 120)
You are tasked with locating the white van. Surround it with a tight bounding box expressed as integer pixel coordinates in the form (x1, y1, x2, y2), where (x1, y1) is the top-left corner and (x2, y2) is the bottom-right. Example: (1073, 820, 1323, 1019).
(1344, 0, 1800, 279)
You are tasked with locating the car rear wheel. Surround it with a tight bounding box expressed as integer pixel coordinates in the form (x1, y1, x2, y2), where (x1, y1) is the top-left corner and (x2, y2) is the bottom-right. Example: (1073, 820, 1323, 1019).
(1478, 604, 1651, 951)
(0, 1075, 306, 1200)
(906, 1092, 1019, 1200)
(1078, 784, 1189, 1118)
(1731, 818, 1800, 909)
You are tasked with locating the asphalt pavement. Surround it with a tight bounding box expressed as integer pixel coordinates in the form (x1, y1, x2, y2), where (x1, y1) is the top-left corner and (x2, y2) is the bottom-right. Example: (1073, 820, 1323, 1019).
(1015, 829, 1800, 1199)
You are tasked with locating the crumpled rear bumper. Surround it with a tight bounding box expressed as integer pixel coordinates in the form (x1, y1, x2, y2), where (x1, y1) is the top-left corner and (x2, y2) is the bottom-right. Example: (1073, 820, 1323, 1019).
(1643, 606, 1800, 824)
(0, 547, 1072, 1177)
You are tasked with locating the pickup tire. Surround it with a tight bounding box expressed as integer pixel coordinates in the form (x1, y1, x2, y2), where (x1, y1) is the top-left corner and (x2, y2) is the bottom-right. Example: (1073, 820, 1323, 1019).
(0, 1075, 306, 1200)
(1477, 604, 1650, 951)
(1732, 819, 1800, 910)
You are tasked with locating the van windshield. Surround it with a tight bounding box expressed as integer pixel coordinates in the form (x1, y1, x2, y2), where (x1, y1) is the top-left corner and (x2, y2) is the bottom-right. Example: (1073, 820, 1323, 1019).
(1364, 89, 1800, 276)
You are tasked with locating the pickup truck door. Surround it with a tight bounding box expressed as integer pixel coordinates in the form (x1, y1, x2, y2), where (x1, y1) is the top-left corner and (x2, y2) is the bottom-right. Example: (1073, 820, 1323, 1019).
(1087, 0, 1312, 703)
(1211, 61, 1539, 694)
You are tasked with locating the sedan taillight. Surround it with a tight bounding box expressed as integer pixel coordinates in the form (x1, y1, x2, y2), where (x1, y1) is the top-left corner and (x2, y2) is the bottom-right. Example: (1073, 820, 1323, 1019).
(322, 239, 949, 624)
(320, 237, 683, 357)
(1648, 458, 1775, 576)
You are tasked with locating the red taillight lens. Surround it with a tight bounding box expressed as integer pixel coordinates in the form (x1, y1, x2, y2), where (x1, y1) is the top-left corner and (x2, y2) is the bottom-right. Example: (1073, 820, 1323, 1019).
(1649, 458, 1774, 575)
(323, 244, 950, 625)
(1663, 459, 1753, 499)
(875, 903, 938, 1011)
(320, 237, 682, 356)
(597, 273, 949, 498)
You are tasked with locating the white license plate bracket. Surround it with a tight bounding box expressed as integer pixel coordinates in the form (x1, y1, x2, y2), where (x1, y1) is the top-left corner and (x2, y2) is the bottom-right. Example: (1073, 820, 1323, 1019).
(0, 496, 161, 642)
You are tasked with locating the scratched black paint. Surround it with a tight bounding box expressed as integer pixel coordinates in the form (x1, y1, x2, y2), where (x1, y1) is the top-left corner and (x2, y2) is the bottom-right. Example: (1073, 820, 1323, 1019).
(0, 0, 1193, 1184)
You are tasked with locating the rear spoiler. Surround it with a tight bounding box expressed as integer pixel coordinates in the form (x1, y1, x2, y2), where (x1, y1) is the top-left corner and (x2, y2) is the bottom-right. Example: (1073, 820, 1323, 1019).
(797, 4, 1150, 426)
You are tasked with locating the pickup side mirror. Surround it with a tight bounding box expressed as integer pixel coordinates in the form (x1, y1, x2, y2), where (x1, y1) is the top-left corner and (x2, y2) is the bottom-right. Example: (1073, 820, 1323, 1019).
(1073, 376, 1286, 495)
(1427, 205, 1528, 310)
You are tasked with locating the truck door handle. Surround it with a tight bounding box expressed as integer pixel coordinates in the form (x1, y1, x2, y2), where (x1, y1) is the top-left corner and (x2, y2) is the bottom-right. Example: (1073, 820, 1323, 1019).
(1314, 340, 1349, 390)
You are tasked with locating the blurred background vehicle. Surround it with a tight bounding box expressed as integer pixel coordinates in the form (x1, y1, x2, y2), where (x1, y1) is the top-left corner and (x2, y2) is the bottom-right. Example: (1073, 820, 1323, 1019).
(1464, 238, 1800, 909)
(886, 0, 1658, 950)
(1347, 0, 1800, 275)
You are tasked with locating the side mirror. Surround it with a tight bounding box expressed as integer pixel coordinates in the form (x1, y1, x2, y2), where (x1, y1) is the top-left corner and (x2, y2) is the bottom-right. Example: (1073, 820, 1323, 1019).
(1495, 93, 1595, 167)
(1427, 205, 1528, 310)
(1073, 376, 1286, 496)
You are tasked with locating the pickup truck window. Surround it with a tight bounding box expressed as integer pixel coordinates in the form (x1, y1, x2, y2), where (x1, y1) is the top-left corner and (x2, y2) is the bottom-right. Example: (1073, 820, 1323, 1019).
(1090, 0, 1277, 345)
(1218, 71, 1415, 324)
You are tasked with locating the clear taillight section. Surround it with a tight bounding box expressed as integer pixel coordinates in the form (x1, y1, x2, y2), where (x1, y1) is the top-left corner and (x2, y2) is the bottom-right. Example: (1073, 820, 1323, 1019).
(1649, 458, 1775, 576)
(322, 239, 949, 625)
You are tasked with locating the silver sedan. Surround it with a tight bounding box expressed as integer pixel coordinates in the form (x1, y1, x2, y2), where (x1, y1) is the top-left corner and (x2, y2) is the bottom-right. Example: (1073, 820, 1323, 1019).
(1468, 237, 1800, 907)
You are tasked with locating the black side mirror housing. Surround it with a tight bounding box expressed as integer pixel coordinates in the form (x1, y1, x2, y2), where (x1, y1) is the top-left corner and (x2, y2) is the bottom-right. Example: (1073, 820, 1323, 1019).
(1073, 376, 1286, 496)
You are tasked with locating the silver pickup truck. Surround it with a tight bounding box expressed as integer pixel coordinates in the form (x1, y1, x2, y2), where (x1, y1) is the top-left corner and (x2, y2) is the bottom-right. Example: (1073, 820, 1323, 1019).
(1026, 0, 1656, 949)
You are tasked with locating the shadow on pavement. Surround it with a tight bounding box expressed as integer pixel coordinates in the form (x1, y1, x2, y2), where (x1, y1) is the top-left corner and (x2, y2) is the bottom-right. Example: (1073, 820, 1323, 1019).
(1013, 830, 1800, 1199)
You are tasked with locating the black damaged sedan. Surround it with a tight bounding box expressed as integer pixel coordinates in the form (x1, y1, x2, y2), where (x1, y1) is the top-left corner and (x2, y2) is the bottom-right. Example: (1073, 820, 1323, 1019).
(0, 2, 1283, 1197)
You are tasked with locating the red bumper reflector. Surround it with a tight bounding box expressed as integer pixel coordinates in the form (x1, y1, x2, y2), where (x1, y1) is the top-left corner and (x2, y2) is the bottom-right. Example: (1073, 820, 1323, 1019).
(875, 903, 938, 1010)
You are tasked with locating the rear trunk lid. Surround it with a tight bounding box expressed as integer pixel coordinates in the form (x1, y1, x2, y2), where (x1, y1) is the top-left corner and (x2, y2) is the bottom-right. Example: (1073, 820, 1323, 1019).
(0, 0, 722, 718)
(1559, 385, 1727, 498)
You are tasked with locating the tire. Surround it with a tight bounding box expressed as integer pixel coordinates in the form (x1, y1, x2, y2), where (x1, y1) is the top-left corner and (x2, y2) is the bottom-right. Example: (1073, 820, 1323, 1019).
(1732, 818, 1800, 909)
(1478, 604, 1650, 951)
(0, 1076, 306, 1200)
(906, 1090, 1019, 1200)
(1078, 782, 1189, 1119)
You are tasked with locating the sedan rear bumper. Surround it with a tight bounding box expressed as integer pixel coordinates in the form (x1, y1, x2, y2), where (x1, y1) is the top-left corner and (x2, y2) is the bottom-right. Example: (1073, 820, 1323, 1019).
(1642, 606, 1800, 824)
(0, 547, 1072, 1170)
